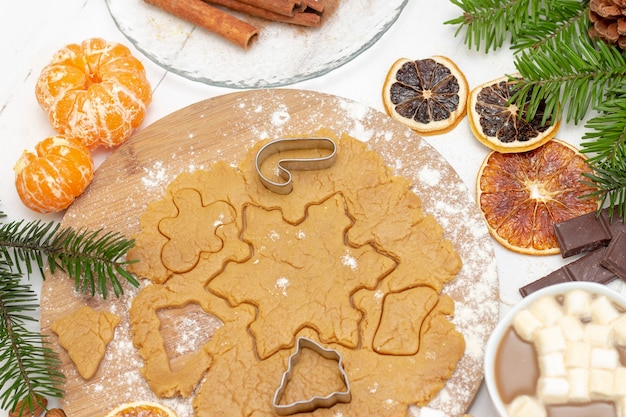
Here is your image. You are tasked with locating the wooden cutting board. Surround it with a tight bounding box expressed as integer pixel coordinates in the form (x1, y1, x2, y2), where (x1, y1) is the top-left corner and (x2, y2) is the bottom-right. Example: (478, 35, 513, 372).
(40, 89, 498, 417)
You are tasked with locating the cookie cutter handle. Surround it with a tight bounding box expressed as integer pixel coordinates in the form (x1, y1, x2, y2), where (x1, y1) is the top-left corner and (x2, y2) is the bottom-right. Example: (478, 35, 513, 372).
(254, 138, 337, 194)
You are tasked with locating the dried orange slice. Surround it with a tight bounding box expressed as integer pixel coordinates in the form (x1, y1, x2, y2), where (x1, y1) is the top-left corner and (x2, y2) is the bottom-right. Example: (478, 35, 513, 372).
(35, 38, 152, 149)
(382, 56, 469, 135)
(14, 135, 94, 213)
(104, 401, 177, 417)
(468, 75, 560, 153)
(476, 139, 598, 255)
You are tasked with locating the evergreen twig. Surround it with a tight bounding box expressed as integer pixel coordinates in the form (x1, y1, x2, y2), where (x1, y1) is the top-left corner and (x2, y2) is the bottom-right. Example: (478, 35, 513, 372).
(447, 0, 626, 221)
(0, 266, 64, 415)
(580, 89, 626, 218)
(0, 220, 139, 299)
(0, 212, 139, 412)
(510, 0, 589, 52)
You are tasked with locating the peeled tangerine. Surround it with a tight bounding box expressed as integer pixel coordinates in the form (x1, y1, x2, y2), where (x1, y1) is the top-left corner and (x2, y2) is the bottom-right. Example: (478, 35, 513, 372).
(35, 37, 152, 149)
(14, 135, 94, 213)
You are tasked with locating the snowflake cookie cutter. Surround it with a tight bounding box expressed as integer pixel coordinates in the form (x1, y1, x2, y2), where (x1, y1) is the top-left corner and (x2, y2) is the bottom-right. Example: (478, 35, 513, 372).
(272, 337, 352, 415)
(255, 137, 337, 194)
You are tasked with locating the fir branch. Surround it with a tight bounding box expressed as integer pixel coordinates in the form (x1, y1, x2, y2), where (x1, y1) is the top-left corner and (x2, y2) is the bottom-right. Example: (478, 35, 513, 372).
(447, 0, 626, 221)
(0, 220, 139, 299)
(445, 0, 532, 52)
(510, 0, 589, 52)
(580, 90, 626, 219)
(582, 160, 626, 221)
(512, 38, 626, 124)
(0, 267, 64, 414)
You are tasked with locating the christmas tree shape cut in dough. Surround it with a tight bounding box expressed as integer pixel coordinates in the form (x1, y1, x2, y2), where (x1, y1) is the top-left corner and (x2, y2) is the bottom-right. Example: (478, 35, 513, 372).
(50, 305, 120, 380)
(273, 337, 351, 415)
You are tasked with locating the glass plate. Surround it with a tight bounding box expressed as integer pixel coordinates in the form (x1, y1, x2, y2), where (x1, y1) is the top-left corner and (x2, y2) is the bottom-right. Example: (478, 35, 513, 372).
(105, 0, 408, 88)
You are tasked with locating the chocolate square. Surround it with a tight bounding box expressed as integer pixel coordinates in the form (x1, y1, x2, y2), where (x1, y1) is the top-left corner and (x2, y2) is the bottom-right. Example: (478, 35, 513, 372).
(519, 268, 572, 297)
(564, 246, 617, 284)
(600, 209, 626, 237)
(554, 210, 612, 258)
(601, 231, 626, 281)
(519, 247, 618, 297)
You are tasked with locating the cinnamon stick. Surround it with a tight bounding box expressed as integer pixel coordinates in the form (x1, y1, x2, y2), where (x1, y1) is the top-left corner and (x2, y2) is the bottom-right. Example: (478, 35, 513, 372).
(204, 0, 322, 27)
(233, 0, 303, 17)
(303, 0, 324, 13)
(144, 0, 259, 48)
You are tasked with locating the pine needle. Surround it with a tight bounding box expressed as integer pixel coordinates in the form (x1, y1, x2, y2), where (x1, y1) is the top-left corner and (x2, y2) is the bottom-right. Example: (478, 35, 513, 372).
(0, 267, 65, 414)
(0, 220, 139, 299)
(0, 212, 140, 410)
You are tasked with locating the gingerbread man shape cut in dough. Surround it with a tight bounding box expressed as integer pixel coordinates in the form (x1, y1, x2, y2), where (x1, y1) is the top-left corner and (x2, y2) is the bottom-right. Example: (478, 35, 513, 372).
(158, 188, 237, 273)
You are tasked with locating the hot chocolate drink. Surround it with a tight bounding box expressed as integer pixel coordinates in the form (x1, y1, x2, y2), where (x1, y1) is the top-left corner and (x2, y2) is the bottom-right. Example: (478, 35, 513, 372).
(494, 289, 626, 417)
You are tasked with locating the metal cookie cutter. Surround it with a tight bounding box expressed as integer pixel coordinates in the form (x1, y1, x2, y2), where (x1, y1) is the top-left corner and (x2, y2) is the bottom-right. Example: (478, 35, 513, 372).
(255, 137, 337, 194)
(272, 337, 351, 415)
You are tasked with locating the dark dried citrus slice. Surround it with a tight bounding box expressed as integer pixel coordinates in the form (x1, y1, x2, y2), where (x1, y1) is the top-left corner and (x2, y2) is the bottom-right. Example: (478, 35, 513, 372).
(476, 139, 598, 255)
(382, 56, 469, 135)
(468, 75, 560, 153)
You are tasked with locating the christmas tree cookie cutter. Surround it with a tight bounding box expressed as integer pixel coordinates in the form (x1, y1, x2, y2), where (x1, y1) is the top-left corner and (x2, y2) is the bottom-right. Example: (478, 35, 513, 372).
(255, 137, 337, 194)
(272, 337, 352, 415)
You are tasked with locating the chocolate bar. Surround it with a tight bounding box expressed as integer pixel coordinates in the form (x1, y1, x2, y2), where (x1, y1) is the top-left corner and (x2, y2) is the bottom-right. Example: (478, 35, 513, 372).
(518, 268, 571, 297)
(601, 231, 626, 281)
(520, 247, 618, 297)
(601, 209, 626, 236)
(521, 210, 626, 297)
(554, 210, 612, 258)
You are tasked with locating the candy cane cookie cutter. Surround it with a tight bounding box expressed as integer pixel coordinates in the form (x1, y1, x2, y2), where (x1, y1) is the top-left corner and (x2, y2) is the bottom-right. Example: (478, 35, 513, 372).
(272, 337, 352, 415)
(254, 137, 337, 194)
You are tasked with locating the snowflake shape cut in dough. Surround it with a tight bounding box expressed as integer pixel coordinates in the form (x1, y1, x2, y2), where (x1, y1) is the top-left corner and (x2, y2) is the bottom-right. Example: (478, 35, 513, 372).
(209, 193, 397, 359)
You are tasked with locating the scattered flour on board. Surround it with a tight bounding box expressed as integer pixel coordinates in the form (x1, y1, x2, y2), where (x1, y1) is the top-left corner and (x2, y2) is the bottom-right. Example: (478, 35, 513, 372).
(275, 277, 290, 296)
(342, 252, 358, 270)
(141, 160, 167, 188)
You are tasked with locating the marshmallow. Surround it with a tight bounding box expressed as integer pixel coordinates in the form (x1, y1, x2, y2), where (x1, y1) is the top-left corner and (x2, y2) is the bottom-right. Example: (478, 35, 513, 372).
(591, 346, 619, 370)
(537, 376, 570, 404)
(590, 368, 614, 400)
(618, 396, 626, 417)
(568, 368, 590, 403)
(559, 314, 585, 341)
(591, 295, 621, 325)
(506, 395, 547, 417)
(512, 308, 544, 342)
(530, 296, 564, 326)
(614, 367, 626, 397)
(539, 352, 567, 377)
(564, 340, 591, 369)
(613, 314, 626, 346)
(564, 289, 592, 319)
(536, 326, 567, 355)
(584, 323, 614, 347)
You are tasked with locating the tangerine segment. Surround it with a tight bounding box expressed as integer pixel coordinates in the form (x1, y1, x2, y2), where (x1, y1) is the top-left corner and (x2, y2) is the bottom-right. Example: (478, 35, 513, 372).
(104, 401, 177, 417)
(476, 139, 597, 255)
(382, 56, 468, 135)
(35, 38, 152, 149)
(468, 76, 560, 153)
(14, 135, 94, 213)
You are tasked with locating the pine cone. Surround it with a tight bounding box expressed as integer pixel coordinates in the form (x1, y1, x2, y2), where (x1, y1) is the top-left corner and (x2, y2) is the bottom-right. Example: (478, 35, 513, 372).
(589, 0, 626, 49)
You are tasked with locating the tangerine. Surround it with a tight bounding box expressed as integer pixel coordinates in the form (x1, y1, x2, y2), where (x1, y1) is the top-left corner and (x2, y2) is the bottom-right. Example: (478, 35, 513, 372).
(14, 135, 94, 213)
(476, 139, 598, 255)
(467, 75, 560, 153)
(382, 56, 469, 135)
(103, 401, 178, 417)
(35, 38, 152, 149)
